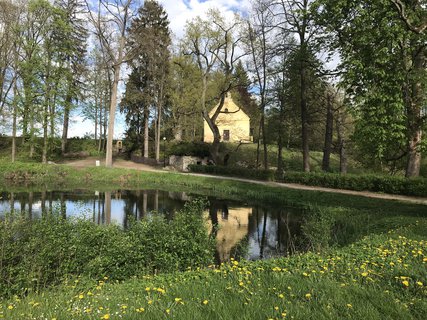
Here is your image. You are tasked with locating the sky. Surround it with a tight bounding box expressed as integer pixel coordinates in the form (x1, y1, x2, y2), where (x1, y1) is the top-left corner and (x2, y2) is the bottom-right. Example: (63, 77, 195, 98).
(69, 0, 251, 138)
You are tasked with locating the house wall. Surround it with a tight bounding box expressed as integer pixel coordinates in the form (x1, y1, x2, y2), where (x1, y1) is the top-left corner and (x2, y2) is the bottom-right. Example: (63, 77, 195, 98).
(203, 96, 251, 143)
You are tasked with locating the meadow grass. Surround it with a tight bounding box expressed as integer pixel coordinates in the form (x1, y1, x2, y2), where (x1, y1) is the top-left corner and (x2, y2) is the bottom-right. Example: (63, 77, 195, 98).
(1, 220, 426, 320)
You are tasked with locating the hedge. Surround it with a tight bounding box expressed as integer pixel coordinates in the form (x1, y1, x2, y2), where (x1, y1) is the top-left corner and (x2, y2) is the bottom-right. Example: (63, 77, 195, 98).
(188, 164, 276, 181)
(282, 172, 427, 197)
(189, 164, 427, 197)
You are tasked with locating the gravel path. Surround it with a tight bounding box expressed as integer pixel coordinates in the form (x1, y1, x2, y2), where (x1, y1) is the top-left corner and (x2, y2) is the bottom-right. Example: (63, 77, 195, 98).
(61, 157, 427, 205)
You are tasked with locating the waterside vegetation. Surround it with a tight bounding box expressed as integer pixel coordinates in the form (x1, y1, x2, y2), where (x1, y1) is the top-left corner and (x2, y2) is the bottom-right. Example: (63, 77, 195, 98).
(1, 219, 426, 319)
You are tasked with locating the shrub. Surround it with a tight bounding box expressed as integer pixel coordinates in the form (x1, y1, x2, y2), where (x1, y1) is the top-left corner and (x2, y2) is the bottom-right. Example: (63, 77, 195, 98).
(189, 164, 275, 181)
(0, 199, 215, 297)
(282, 172, 427, 197)
(167, 142, 211, 158)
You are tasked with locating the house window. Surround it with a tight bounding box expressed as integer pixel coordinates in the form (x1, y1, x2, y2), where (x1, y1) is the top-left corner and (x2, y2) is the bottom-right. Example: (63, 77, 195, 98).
(223, 130, 230, 141)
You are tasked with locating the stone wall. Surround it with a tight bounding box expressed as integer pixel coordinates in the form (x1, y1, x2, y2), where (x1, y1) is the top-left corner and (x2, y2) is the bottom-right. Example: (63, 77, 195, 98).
(169, 155, 208, 172)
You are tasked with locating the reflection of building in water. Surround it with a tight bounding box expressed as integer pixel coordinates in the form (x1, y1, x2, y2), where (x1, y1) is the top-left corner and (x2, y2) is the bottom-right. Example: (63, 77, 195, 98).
(205, 206, 252, 262)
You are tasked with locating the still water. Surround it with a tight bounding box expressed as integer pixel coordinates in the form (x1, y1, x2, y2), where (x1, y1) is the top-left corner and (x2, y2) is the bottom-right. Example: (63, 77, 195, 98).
(0, 190, 304, 262)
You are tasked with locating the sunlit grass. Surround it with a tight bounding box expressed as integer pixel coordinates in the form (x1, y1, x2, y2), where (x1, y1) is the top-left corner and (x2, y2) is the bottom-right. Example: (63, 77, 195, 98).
(1, 221, 426, 319)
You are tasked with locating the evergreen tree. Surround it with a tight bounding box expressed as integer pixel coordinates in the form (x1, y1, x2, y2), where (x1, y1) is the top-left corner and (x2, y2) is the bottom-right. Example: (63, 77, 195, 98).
(126, 0, 171, 161)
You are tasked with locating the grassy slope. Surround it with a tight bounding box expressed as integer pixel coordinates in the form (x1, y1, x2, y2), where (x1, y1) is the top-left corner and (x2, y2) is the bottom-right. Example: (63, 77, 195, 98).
(0, 161, 426, 319)
(1, 221, 426, 320)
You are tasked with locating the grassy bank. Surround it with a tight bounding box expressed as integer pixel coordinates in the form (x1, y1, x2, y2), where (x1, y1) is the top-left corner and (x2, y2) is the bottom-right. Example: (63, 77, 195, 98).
(1, 221, 426, 320)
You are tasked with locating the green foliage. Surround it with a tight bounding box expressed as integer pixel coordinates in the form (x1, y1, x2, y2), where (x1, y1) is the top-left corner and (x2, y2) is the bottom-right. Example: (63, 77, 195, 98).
(189, 164, 275, 181)
(0, 199, 214, 297)
(2, 221, 426, 319)
(167, 141, 211, 157)
(283, 171, 427, 197)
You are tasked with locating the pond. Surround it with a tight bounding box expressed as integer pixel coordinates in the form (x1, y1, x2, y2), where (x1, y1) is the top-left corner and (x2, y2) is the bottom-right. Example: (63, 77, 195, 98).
(0, 189, 305, 262)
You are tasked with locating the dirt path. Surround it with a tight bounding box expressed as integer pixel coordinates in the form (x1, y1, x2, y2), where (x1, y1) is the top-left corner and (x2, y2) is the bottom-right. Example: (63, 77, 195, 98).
(61, 157, 427, 205)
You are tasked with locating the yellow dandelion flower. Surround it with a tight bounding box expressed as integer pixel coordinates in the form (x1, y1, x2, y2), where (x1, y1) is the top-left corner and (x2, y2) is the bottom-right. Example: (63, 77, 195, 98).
(305, 293, 312, 299)
(202, 300, 209, 305)
(402, 280, 409, 287)
(136, 307, 145, 313)
(302, 272, 309, 277)
(7, 305, 13, 310)
(166, 309, 170, 314)
(145, 287, 151, 291)
(148, 300, 153, 305)
(416, 281, 423, 287)
(101, 314, 110, 320)
(78, 294, 84, 299)
(346, 304, 352, 308)
(239, 281, 244, 286)
(361, 272, 368, 277)
(278, 294, 284, 299)
(281, 312, 287, 318)
(274, 306, 279, 310)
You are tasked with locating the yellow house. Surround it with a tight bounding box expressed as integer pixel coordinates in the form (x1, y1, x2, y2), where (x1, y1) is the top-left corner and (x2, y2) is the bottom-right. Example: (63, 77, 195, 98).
(203, 94, 251, 143)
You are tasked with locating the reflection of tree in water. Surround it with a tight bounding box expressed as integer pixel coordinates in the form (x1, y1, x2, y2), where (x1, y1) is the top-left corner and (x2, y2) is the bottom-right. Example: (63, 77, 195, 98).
(247, 206, 303, 260)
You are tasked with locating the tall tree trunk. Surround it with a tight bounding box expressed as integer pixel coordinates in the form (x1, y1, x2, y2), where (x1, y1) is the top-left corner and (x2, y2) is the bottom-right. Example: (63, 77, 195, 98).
(62, 94, 71, 154)
(98, 94, 103, 152)
(336, 108, 347, 174)
(277, 92, 286, 176)
(405, 48, 424, 177)
(144, 107, 149, 158)
(105, 30, 126, 167)
(261, 114, 268, 170)
(105, 64, 120, 167)
(322, 94, 333, 172)
(62, 67, 73, 154)
(300, 62, 310, 172)
(11, 79, 17, 163)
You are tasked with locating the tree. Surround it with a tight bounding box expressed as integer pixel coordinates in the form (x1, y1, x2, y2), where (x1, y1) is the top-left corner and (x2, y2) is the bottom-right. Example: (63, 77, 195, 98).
(86, 0, 136, 167)
(183, 9, 245, 164)
(55, 0, 87, 155)
(316, 0, 426, 177)
(168, 54, 203, 141)
(126, 0, 171, 162)
(245, 0, 278, 170)
(277, 0, 325, 172)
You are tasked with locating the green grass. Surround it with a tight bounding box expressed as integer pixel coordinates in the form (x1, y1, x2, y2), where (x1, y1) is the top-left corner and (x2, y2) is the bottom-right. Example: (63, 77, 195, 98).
(1, 221, 426, 319)
(0, 160, 426, 319)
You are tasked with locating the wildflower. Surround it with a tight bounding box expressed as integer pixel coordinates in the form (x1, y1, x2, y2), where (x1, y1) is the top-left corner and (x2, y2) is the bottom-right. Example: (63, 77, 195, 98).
(7, 306, 13, 310)
(281, 312, 287, 317)
(166, 309, 170, 315)
(402, 280, 409, 287)
(416, 281, 423, 287)
(101, 314, 110, 320)
(361, 272, 368, 277)
(148, 300, 153, 305)
(136, 308, 145, 313)
(305, 293, 312, 299)
(78, 294, 84, 299)
(145, 287, 151, 292)
(239, 281, 244, 286)
(302, 272, 309, 277)
(346, 304, 353, 308)
(202, 300, 209, 305)
(278, 294, 284, 299)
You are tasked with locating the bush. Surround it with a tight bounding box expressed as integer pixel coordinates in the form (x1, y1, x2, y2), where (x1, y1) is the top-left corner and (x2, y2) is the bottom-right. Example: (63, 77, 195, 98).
(189, 164, 275, 181)
(282, 172, 427, 197)
(167, 142, 211, 158)
(0, 199, 215, 297)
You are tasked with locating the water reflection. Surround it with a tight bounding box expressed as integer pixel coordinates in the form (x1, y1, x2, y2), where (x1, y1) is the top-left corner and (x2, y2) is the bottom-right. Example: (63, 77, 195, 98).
(0, 190, 303, 261)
